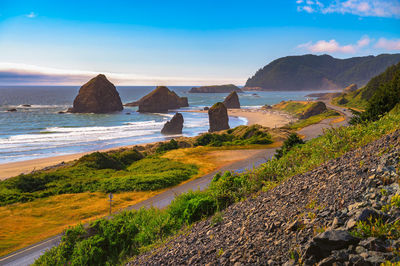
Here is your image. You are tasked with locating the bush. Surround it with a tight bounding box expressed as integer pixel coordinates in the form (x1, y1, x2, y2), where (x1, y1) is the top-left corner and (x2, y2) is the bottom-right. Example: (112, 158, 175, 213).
(111, 149, 143, 166)
(156, 139, 179, 153)
(275, 133, 304, 159)
(76, 152, 124, 170)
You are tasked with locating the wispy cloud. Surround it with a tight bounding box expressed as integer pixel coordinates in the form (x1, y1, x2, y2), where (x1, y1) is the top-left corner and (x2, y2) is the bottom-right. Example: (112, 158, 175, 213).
(0, 63, 245, 85)
(26, 12, 37, 18)
(297, 36, 370, 53)
(375, 38, 400, 50)
(296, 0, 400, 18)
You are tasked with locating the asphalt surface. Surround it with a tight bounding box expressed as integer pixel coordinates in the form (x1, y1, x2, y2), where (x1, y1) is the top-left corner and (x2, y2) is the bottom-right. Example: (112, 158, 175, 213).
(0, 102, 352, 266)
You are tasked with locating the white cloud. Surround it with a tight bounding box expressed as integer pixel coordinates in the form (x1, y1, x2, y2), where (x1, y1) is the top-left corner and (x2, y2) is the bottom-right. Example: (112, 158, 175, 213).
(297, 36, 370, 53)
(296, 0, 400, 18)
(26, 12, 37, 18)
(375, 38, 400, 50)
(0, 63, 245, 85)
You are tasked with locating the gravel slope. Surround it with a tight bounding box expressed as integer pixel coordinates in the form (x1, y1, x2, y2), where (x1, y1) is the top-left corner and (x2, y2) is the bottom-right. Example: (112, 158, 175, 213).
(128, 130, 400, 265)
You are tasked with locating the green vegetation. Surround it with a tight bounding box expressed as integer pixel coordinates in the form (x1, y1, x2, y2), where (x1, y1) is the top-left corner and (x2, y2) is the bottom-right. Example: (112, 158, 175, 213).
(0, 149, 198, 206)
(275, 133, 304, 159)
(35, 101, 400, 265)
(288, 109, 340, 130)
(194, 125, 273, 147)
(156, 139, 179, 153)
(350, 62, 400, 124)
(245, 54, 400, 91)
(273, 101, 314, 116)
(352, 217, 400, 240)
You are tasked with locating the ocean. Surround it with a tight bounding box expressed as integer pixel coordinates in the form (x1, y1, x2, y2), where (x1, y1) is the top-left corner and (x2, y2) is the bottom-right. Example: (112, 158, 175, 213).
(0, 86, 327, 164)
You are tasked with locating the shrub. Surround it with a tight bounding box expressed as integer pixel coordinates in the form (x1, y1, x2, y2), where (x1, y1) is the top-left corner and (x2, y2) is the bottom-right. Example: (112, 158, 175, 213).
(156, 139, 179, 153)
(76, 152, 124, 170)
(275, 133, 304, 159)
(111, 149, 143, 166)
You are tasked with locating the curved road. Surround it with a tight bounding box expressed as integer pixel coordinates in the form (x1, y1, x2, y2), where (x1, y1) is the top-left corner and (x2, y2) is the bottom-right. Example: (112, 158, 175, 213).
(0, 103, 352, 266)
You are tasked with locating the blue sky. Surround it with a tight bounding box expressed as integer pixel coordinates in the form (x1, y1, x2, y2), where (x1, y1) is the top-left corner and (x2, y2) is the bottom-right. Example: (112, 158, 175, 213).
(0, 0, 399, 85)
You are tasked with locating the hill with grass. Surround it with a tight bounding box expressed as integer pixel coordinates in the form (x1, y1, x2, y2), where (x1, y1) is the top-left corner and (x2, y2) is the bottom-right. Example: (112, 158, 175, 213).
(333, 62, 400, 112)
(245, 54, 400, 91)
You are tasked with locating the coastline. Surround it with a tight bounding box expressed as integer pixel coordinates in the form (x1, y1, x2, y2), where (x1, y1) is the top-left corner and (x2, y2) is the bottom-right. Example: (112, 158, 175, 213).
(0, 108, 293, 180)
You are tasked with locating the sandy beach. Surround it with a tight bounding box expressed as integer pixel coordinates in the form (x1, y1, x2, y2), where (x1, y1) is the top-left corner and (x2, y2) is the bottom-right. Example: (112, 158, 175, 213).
(0, 108, 293, 180)
(186, 108, 295, 128)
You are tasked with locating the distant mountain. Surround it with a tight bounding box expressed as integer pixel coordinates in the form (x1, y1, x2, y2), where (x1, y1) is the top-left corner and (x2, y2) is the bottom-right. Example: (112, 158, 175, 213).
(245, 54, 400, 91)
(189, 84, 243, 93)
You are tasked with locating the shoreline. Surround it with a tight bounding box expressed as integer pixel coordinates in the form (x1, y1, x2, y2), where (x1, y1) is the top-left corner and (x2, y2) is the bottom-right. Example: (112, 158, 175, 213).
(0, 108, 293, 180)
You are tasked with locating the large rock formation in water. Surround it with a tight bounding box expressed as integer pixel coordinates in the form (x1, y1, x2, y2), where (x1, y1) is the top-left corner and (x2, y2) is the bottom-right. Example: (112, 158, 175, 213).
(189, 84, 243, 93)
(161, 113, 184, 135)
(208, 102, 229, 132)
(223, 91, 240, 109)
(127, 86, 188, 113)
(68, 74, 123, 113)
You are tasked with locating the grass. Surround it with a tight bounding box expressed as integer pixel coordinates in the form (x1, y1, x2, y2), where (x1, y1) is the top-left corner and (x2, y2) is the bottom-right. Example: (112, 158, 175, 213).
(0, 190, 164, 256)
(272, 100, 313, 116)
(331, 90, 368, 111)
(1, 143, 274, 257)
(288, 110, 341, 130)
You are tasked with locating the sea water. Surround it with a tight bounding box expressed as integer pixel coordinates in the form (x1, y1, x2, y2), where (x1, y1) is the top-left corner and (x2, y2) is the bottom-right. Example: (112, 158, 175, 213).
(0, 86, 328, 163)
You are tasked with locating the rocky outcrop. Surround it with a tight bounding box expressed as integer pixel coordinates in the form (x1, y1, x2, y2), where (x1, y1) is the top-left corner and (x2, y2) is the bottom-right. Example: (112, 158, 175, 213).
(68, 74, 123, 113)
(129, 129, 400, 266)
(126, 86, 188, 113)
(223, 91, 240, 109)
(7, 108, 17, 112)
(344, 83, 358, 93)
(161, 113, 184, 135)
(208, 102, 229, 132)
(189, 84, 243, 93)
(300, 101, 327, 119)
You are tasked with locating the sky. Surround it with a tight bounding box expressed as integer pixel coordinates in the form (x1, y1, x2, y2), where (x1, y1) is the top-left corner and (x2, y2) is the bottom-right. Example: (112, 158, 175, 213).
(0, 0, 399, 85)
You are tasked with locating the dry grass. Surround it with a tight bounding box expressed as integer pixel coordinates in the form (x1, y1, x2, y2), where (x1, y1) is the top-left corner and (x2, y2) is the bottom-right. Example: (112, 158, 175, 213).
(331, 116, 346, 124)
(0, 144, 278, 257)
(0, 190, 164, 256)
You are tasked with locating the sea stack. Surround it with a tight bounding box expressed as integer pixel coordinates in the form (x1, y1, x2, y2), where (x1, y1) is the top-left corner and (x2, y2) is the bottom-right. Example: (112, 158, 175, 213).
(208, 102, 229, 132)
(161, 113, 184, 135)
(223, 91, 240, 109)
(132, 86, 188, 113)
(68, 74, 123, 113)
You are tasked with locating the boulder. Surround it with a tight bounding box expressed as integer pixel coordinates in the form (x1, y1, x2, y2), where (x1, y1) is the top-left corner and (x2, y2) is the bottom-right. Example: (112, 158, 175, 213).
(344, 84, 358, 93)
(203, 107, 209, 111)
(22, 104, 31, 107)
(300, 101, 327, 119)
(129, 86, 188, 113)
(208, 102, 229, 132)
(7, 108, 17, 112)
(68, 74, 123, 113)
(189, 84, 243, 93)
(161, 113, 184, 135)
(223, 91, 240, 109)
(303, 230, 360, 261)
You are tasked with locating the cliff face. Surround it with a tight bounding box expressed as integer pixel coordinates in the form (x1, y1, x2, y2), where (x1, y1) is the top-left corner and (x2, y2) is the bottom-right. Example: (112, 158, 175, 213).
(128, 86, 188, 113)
(189, 84, 243, 93)
(245, 53, 400, 91)
(68, 74, 123, 113)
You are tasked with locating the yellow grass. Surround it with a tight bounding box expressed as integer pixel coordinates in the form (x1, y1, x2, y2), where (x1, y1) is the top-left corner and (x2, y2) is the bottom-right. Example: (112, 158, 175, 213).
(0, 190, 164, 256)
(0, 144, 279, 257)
(331, 116, 346, 124)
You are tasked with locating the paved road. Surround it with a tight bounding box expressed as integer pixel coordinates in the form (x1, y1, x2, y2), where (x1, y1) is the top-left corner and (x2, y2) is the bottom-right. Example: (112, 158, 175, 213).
(0, 102, 352, 266)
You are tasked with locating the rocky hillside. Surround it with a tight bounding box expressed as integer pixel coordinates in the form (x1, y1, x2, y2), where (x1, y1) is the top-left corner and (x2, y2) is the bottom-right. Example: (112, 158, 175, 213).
(129, 129, 400, 265)
(245, 54, 400, 91)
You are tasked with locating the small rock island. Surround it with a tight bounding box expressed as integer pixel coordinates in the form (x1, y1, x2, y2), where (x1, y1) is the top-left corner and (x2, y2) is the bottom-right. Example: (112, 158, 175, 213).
(68, 74, 123, 113)
(223, 91, 240, 109)
(189, 84, 243, 93)
(161, 113, 184, 135)
(208, 102, 229, 132)
(126, 86, 188, 113)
